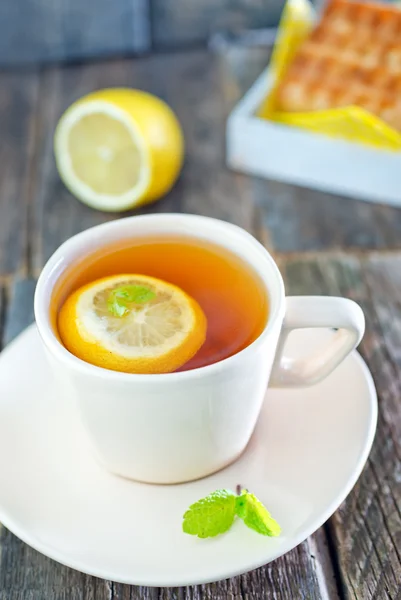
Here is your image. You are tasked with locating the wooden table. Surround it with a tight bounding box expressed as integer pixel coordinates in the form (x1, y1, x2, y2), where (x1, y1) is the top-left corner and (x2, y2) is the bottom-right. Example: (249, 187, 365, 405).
(0, 46, 400, 600)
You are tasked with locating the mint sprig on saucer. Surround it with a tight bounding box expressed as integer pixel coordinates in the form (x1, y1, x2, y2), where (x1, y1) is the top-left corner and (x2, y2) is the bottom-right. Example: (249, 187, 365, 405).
(108, 285, 156, 317)
(182, 489, 281, 538)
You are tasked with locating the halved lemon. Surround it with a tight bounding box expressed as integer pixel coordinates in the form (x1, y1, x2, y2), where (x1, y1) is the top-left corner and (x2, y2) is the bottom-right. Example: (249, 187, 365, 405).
(54, 89, 184, 212)
(58, 274, 207, 374)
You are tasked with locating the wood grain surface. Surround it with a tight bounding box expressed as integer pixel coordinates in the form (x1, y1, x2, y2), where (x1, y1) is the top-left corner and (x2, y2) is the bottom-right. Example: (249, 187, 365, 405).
(0, 525, 336, 599)
(3, 45, 398, 280)
(0, 72, 39, 276)
(0, 46, 399, 599)
(279, 253, 401, 600)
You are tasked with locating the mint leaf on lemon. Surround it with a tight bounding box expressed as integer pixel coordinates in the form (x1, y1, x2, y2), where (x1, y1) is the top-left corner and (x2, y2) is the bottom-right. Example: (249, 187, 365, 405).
(235, 490, 281, 537)
(182, 490, 236, 538)
(108, 297, 129, 317)
(108, 285, 156, 317)
(182, 488, 280, 539)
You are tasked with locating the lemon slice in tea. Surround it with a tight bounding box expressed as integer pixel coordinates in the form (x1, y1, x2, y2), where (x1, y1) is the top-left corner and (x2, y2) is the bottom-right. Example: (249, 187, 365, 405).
(58, 274, 207, 374)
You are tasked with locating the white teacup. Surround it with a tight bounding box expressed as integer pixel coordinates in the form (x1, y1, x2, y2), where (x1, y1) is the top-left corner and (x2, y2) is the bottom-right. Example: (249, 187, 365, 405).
(34, 214, 365, 484)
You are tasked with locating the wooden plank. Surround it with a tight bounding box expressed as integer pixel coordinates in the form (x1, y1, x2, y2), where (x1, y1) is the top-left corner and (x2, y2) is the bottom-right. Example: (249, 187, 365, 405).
(3, 278, 36, 346)
(0, 527, 112, 600)
(0, 284, 4, 351)
(151, 0, 282, 48)
(31, 51, 259, 273)
(0, 283, 4, 554)
(115, 534, 336, 599)
(137, 51, 257, 232)
(0, 71, 39, 276)
(277, 252, 401, 600)
(219, 44, 401, 253)
(0, 534, 336, 599)
(254, 180, 401, 253)
(0, 0, 150, 66)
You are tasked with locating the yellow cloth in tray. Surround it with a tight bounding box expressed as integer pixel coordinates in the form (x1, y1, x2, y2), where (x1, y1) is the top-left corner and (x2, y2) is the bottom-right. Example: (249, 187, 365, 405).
(258, 0, 401, 151)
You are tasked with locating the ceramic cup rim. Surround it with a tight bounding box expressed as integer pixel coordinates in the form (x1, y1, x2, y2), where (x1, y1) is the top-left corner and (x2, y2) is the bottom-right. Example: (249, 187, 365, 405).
(34, 213, 285, 382)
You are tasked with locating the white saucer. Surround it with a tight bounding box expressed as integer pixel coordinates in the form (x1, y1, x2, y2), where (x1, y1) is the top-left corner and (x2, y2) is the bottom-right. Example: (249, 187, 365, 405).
(0, 325, 377, 587)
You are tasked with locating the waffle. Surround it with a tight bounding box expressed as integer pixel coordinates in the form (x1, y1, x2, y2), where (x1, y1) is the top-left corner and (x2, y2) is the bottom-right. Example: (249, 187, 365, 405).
(276, 0, 401, 132)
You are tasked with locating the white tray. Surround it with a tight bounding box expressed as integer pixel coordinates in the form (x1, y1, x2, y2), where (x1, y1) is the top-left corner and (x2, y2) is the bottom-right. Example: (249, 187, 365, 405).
(226, 68, 401, 207)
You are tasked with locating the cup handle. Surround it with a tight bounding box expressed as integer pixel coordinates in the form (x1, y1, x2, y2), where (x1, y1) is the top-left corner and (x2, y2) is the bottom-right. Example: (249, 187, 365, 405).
(269, 296, 365, 387)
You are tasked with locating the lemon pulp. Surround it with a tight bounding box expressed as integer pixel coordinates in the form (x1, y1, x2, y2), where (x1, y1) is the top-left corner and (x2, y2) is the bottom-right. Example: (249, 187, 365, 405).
(68, 113, 142, 196)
